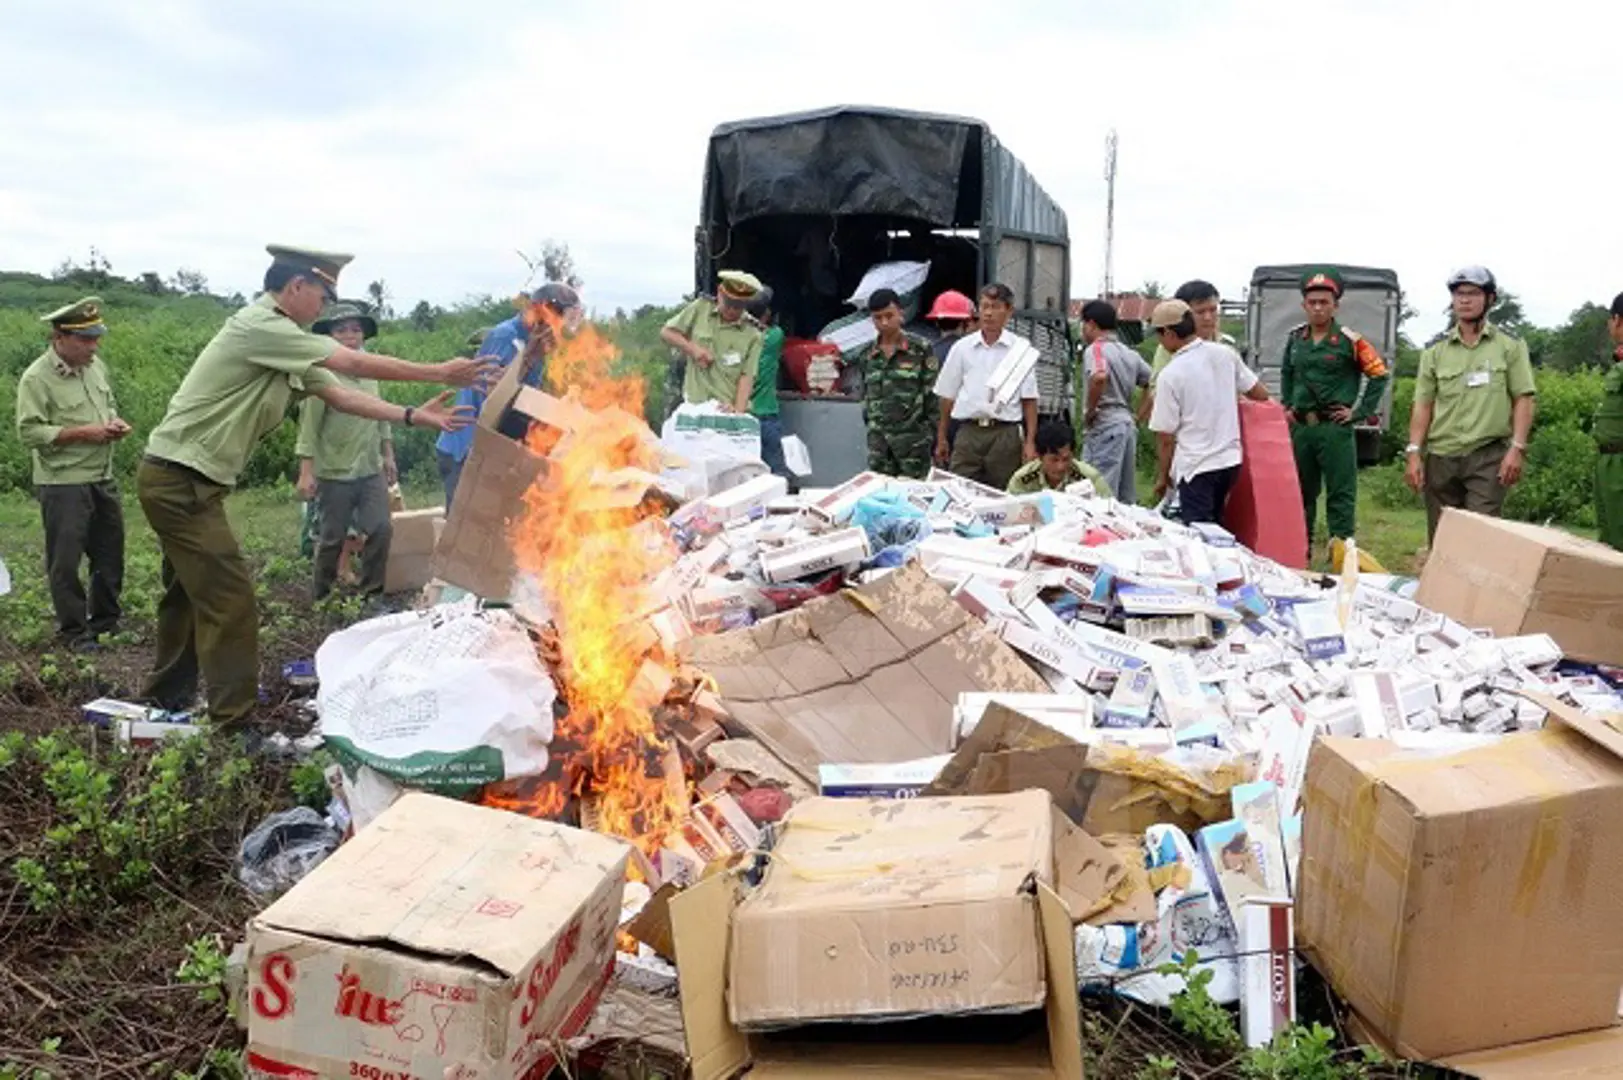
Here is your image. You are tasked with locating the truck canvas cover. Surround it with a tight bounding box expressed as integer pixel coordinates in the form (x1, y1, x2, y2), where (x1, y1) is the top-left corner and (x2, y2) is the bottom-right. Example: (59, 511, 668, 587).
(702, 106, 1067, 242)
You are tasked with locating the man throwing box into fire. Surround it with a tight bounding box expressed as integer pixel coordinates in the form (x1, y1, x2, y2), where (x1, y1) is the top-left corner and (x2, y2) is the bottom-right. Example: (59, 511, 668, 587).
(138, 244, 491, 732)
(1280, 269, 1389, 561)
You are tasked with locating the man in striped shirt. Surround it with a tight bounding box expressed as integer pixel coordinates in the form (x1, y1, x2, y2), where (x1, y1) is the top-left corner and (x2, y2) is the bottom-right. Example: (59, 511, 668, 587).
(1078, 300, 1153, 504)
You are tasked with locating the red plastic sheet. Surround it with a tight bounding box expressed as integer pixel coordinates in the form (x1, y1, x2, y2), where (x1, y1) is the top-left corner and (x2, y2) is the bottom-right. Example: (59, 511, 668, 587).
(1223, 400, 1308, 569)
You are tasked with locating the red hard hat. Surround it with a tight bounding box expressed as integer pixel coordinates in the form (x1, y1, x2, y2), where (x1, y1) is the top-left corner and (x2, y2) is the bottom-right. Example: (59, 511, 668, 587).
(925, 290, 975, 321)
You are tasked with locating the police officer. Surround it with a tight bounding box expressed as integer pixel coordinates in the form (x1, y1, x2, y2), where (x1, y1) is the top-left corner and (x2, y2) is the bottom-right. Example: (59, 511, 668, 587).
(138, 245, 489, 731)
(1596, 291, 1623, 551)
(1405, 266, 1536, 543)
(14, 297, 130, 648)
(860, 287, 939, 477)
(1281, 269, 1390, 562)
(659, 270, 764, 414)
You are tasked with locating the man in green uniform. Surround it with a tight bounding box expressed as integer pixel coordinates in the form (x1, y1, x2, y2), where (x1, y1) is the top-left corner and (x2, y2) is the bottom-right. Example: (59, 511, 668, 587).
(1007, 420, 1112, 496)
(1280, 269, 1390, 559)
(14, 298, 131, 648)
(296, 302, 397, 600)
(746, 287, 791, 482)
(138, 245, 489, 731)
(1595, 291, 1623, 550)
(1405, 266, 1536, 542)
(861, 287, 939, 477)
(659, 270, 764, 413)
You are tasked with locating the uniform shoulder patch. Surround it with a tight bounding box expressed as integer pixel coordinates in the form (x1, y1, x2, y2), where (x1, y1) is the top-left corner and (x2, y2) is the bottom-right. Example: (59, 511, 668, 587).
(1342, 326, 1363, 342)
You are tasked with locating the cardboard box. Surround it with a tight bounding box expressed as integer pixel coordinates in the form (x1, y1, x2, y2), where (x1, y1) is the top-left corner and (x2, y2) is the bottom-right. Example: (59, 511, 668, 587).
(1416, 509, 1623, 664)
(434, 362, 658, 599)
(673, 876, 1080, 1080)
(682, 562, 1048, 785)
(385, 507, 445, 595)
(730, 790, 1053, 1026)
(1298, 693, 1623, 1060)
(117, 717, 203, 747)
(244, 793, 630, 1080)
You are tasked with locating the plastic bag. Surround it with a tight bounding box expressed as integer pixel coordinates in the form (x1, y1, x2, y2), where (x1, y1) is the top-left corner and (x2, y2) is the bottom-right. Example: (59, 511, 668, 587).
(849, 492, 932, 549)
(237, 807, 341, 896)
(843, 260, 931, 309)
(316, 602, 555, 797)
(1075, 824, 1240, 1006)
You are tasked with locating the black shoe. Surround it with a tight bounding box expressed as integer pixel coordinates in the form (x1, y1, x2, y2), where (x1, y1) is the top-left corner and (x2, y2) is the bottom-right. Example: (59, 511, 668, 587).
(70, 636, 104, 654)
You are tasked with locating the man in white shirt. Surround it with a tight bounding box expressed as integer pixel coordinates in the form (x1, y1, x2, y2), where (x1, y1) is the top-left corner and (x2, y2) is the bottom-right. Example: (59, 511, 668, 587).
(1147, 300, 1271, 524)
(932, 282, 1040, 488)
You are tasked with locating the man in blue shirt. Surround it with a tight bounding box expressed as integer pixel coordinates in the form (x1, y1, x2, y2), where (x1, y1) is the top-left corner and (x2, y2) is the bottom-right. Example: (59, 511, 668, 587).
(437, 283, 582, 507)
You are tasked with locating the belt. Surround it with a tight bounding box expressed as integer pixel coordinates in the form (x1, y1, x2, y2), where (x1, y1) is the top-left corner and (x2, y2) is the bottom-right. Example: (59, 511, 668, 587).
(1292, 408, 1351, 426)
(142, 454, 223, 487)
(968, 417, 1019, 428)
(1601, 442, 1623, 456)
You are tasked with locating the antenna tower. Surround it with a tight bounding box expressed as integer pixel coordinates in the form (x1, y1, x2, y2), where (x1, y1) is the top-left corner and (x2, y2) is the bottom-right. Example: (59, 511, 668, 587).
(1102, 129, 1118, 299)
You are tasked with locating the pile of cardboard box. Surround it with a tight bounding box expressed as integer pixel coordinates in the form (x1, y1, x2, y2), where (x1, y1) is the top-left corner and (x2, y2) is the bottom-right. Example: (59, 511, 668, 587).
(319, 364, 1623, 1077)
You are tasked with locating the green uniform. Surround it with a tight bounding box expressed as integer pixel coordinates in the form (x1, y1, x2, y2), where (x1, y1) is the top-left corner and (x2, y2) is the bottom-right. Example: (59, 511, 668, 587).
(1414, 322, 1536, 540)
(1280, 321, 1389, 543)
(139, 293, 341, 728)
(15, 348, 125, 641)
(1006, 457, 1112, 498)
(750, 325, 784, 417)
(1595, 349, 1623, 551)
(663, 298, 763, 408)
(296, 372, 393, 598)
(861, 333, 939, 478)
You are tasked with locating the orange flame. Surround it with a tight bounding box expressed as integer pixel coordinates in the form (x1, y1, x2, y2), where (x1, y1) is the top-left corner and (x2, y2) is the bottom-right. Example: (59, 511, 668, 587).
(497, 303, 687, 862)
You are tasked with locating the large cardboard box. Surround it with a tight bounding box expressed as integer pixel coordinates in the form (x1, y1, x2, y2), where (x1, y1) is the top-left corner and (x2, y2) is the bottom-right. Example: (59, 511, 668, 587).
(244, 793, 630, 1080)
(671, 790, 1084, 1079)
(1298, 693, 1623, 1061)
(1416, 509, 1623, 664)
(731, 790, 1053, 1027)
(384, 507, 444, 595)
(680, 561, 1048, 785)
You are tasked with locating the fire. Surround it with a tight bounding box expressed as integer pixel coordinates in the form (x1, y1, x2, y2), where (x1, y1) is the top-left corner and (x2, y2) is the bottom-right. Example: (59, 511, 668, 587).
(495, 302, 688, 862)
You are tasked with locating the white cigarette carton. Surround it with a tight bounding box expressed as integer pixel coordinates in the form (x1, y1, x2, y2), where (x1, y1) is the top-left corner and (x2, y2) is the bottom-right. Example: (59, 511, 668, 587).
(818, 755, 953, 798)
(1239, 900, 1296, 1049)
(758, 528, 870, 583)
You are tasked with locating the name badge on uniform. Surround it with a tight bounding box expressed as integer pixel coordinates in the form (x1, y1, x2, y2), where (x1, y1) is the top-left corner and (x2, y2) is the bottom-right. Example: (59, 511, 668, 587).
(1466, 371, 1491, 388)
(722, 351, 742, 367)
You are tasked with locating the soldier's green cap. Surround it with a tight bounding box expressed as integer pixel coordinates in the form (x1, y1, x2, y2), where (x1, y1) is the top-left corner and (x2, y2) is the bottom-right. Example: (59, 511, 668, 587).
(266, 244, 354, 300)
(41, 296, 107, 338)
(717, 270, 764, 301)
(311, 301, 378, 339)
(1300, 268, 1344, 297)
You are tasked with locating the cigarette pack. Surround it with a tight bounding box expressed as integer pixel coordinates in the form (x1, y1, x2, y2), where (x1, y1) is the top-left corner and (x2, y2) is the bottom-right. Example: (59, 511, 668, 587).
(969, 494, 1052, 528)
(1348, 671, 1405, 738)
(1069, 619, 1171, 672)
(817, 755, 953, 798)
(998, 620, 1100, 686)
(1151, 653, 1209, 730)
(985, 338, 1042, 406)
(950, 576, 1023, 621)
(1238, 900, 1296, 1049)
(1292, 600, 1347, 660)
(758, 528, 870, 583)
(805, 471, 889, 523)
(1191, 521, 1238, 547)
(1101, 666, 1156, 728)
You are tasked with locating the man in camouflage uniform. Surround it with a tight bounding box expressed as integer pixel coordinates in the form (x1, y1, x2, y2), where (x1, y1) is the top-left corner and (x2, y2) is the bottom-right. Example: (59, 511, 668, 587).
(861, 287, 938, 477)
(1597, 291, 1623, 550)
(1280, 269, 1389, 557)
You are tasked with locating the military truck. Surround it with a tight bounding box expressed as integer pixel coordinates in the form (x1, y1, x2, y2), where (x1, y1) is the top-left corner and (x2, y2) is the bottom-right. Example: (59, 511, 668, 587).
(1244, 264, 1401, 466)
(694, 105, 1075, 486)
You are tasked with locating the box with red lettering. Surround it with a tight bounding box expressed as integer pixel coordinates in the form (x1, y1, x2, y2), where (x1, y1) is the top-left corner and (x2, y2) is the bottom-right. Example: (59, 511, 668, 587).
(244, 792, 629, 1080)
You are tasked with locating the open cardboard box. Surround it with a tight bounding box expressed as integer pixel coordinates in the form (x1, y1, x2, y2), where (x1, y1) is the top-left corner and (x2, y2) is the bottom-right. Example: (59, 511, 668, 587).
(1299, 691, 1623, 1062)
(1416, 508, 1623, 664)
(670, 791, 1086, 1079)
(433, 354, 666, 600)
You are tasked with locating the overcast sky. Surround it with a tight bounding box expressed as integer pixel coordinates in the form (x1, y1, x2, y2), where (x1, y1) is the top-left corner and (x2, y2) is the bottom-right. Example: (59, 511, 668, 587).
(2, 0, 1615, 337)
